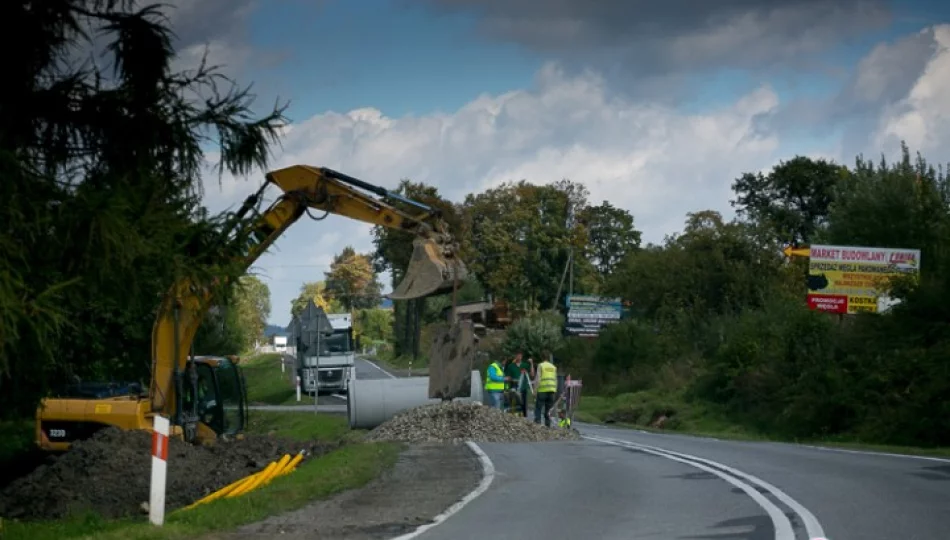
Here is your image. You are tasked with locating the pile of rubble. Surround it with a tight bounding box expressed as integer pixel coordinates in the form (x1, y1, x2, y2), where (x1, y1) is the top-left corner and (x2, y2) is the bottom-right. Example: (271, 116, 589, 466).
(365, 401, 580, 444)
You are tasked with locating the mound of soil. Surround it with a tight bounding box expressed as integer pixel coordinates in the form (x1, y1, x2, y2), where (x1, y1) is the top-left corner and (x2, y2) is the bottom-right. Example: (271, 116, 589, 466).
(0, 427, 334, 521)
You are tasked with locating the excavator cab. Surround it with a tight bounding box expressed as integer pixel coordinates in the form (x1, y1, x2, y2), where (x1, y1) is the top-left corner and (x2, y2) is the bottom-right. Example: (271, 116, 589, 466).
(179, 356, 248, 442)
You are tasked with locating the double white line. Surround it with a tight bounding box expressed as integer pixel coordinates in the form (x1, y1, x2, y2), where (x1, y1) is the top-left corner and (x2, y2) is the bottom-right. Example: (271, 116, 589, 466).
(583, 434, 827, 540)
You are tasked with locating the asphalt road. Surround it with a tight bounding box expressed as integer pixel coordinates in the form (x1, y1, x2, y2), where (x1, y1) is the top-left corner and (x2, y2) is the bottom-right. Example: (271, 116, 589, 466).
(256, 357, 950, 539)
(412, 424, 950, 540)
(249, 355, 395, 414)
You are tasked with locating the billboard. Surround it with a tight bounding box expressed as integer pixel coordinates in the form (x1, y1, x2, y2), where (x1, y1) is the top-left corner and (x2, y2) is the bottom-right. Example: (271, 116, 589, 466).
(806, 244, 920, 314)
(565, 295, 623, 337)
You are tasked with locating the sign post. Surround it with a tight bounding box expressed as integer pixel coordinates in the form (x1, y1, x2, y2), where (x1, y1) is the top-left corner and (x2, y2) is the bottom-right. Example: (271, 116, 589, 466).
(149, 414, 170, 526)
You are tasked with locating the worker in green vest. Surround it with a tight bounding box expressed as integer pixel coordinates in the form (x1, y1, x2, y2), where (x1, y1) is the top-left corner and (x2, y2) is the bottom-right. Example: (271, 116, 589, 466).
(533, 350, 558, 426)
(484, 359, 506, 409)
(504, 351, 533, 417)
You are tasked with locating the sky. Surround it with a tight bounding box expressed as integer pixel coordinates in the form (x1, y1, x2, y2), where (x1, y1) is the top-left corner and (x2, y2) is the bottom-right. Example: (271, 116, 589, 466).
(162, 0, 950, 326)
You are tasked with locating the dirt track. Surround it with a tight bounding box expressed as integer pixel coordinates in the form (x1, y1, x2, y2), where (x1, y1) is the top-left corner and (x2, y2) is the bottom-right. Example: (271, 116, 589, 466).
(203, 443, 482, 540)
(0, 427, 332, 520)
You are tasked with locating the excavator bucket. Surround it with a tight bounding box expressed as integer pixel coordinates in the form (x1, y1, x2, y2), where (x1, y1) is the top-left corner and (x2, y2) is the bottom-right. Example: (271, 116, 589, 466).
(389, 238, 468, 300)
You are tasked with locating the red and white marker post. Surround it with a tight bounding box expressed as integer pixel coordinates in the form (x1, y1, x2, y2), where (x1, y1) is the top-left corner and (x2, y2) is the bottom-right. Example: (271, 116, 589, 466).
(149, 414, 170, 526)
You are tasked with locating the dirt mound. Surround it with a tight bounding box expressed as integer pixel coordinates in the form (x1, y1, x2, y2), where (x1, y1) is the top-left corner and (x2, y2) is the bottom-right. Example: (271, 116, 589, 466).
(0, 427, 333, 521)
(364, 401, 580, 444)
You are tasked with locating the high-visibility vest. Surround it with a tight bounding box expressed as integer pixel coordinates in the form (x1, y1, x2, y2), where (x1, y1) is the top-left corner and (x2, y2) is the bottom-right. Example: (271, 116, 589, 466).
(537, 361, 557, 393)
(484, 362, 505, 391)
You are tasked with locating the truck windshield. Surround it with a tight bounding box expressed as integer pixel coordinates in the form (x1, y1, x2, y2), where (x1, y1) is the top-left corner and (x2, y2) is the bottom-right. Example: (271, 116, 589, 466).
(319, 331, 351, 355)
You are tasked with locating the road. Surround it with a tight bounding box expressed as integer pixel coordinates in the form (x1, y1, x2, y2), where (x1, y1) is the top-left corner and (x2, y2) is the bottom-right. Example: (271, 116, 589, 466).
(256, 357, 950, 539)
(248, 355, 396, 414)
(409, 423, 950, 540)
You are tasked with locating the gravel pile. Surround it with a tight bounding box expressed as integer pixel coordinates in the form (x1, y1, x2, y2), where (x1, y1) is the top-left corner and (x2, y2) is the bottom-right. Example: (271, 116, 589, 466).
(365, 401, 580, 444)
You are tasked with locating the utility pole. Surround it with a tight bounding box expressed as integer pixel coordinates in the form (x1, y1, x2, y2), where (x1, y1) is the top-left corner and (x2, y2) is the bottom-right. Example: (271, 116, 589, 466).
(568, 247, 574, 299)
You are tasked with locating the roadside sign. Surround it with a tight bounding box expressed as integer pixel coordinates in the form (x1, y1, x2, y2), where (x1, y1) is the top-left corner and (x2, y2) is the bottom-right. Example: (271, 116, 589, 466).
(565, 295, 623, 337)
(807, 244, 920, 314)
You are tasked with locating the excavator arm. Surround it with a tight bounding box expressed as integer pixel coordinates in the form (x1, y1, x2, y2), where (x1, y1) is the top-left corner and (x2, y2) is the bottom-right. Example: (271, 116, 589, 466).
(149, 165, 468, 435)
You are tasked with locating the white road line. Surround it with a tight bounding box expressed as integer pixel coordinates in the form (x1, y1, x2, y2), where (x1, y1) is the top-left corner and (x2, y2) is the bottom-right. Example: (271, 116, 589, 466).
(390, 442, 495, 540)
(799, 444, 950, 463)
(626, 438, 825, 540)
(586, 434, 823, 540)
(361, 358, 397, 379)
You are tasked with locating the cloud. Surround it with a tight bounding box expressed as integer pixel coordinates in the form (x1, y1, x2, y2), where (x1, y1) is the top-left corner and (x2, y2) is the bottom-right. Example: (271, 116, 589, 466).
(871, 25, 950, 157)
(193, 16, 949, 325)
(748, 23, 950, 163)
(411, 0, 891, 78)
(162, 0, 286, 77)
(203, 61, 788, 323)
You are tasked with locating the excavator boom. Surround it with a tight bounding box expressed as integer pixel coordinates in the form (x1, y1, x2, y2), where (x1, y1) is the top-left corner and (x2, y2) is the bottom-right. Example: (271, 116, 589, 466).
(38, 165, 468, 451)
(149, 165, 468, 426)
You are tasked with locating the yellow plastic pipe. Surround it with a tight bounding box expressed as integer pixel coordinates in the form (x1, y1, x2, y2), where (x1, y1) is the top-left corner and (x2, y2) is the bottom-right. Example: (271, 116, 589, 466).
(180, 472, 260, 511)
(279, 452, 305, 476)
(180, 451, 307, 511)
(263, 454, 292, 485)
(228, 461, 277, 498)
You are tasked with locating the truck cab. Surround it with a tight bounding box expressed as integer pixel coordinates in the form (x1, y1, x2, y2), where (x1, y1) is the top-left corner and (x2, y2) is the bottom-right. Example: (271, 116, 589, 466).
(301, 313, 355, 396)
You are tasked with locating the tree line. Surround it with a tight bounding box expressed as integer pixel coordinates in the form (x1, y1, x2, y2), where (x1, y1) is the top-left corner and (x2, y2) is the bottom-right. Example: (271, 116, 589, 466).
(372, 147, 950, 448)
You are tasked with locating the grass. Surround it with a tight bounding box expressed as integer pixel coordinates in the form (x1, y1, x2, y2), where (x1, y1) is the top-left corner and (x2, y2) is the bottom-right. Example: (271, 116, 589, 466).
(372, 351, 428, 375)
(245, 410, 358, 443)
(242, 353, 300, 406)
(577, 391, 950, 458)
(1, 413, 400, 540)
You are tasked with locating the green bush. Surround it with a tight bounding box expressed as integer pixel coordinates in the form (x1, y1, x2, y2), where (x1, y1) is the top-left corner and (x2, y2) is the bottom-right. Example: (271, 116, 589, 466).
(501, 311, 564, 360)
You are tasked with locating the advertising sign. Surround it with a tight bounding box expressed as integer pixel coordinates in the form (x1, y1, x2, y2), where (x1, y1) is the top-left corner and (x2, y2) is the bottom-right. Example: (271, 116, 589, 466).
(807, 244, 920, 314)
(565, 295, 623, 337)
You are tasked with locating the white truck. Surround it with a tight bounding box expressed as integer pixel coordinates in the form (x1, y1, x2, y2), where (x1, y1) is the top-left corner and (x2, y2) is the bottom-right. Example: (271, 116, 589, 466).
(300, 312, 355, 396)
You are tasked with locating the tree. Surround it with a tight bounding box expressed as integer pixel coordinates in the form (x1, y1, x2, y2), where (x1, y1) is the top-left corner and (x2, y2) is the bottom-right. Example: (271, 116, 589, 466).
(731, 156, 845, 245)
(290, 281, 341, 318)
(502, 311, 565, 361)
(324, 246, 382, 310)
(579, 201, 642, 276)
(193, 306, 247, 356)
(355, 308, 394, 344)
(0, 0, 287, 416)
(462, 180, 594, 309)
(234, 275, 271, 349)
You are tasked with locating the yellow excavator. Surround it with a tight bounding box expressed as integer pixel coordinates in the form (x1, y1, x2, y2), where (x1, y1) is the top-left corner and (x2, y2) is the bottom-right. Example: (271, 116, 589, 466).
(35, 165, 468, 451)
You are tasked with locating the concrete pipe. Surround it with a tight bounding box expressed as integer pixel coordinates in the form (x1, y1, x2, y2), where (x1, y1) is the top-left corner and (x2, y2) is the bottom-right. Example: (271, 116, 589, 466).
(347, 370, 484, 430)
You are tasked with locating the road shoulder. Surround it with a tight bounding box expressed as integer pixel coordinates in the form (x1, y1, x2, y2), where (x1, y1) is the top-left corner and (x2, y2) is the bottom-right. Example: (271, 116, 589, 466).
(204, 442, 482, 540)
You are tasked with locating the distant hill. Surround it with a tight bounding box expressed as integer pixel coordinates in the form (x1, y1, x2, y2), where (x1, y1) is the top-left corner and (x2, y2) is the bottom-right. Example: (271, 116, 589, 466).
(264, 324, 286, 337)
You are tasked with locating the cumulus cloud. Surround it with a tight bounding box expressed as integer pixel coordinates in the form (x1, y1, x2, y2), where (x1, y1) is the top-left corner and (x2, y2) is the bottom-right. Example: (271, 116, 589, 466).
(162, 0, 286, 77)
(203, 62, 786, 323)
(410, 0, 891, 79)
(871, 25, 950, 157)
(195, 16, 950, 325)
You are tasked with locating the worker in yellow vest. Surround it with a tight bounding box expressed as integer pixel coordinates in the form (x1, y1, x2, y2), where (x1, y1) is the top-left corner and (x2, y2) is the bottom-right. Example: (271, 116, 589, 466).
(533, 351, 558, 426)
(484, 359, 506, 409)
